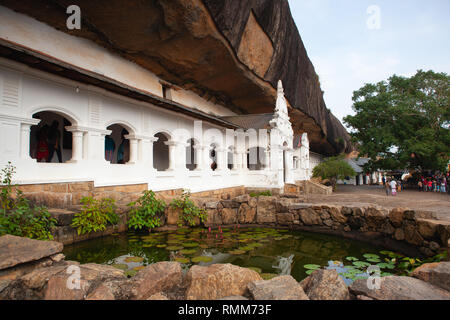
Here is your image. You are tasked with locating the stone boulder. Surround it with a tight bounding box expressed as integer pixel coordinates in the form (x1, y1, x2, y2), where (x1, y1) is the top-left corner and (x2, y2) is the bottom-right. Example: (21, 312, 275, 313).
(166, 207, 181, 226)
(276, 213, 294, 226)
(0, 235, 63, 270)
(411, 262, 450, 292)
(44, 263, 125, 300)
(185, 264, 262, 300)
(221, 208, 238, 225)
(299, 269, 350, 300)
(205, 209, 222, 227)
(298, 208, 321, 226)
(247, 275, 309, 300)
(349, 276, 450, 300)
(147, 292, 169, 300)
(256, 196, 277, 224)
(125, 262, 182, 300)
(417, 219, 439, 239)
(238, 203, 256, 224)
(388, 208, 408, 228)
(365, 207, 388, 230)
(327, 207, 347, 224)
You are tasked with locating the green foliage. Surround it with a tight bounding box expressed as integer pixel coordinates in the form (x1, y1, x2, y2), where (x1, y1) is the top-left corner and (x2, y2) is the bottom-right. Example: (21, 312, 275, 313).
(249, 191, 273, 197)
(71, 196, 118, 235)
(0, 162, 56, 240)
(170, 190, 207, 227)
(127, 190, 166, 231)
(312, 155, 356, 190)
(344, 70, 450, 172)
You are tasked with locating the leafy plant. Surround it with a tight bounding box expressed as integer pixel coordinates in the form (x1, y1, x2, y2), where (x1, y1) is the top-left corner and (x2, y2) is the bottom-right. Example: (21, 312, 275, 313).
(71, 196, 118, 235)
(0, 162, 56, 240)
(249, 191, 272, 197)
(312, 155, 356, 190)
(170, 190, 207, 227)
(127, 190, 166, 231)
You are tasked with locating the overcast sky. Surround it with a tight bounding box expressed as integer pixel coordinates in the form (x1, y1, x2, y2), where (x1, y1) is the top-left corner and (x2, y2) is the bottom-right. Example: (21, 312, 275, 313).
(288, 0, 450, 126)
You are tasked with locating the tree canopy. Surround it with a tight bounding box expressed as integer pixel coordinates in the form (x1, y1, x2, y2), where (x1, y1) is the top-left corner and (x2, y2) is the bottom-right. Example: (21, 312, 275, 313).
(312, 155, 356, 190)
(344, 70, 450, 172)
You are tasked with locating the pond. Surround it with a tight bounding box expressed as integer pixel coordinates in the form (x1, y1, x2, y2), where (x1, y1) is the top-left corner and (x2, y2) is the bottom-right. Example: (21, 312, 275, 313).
(63, 227, 407, 283)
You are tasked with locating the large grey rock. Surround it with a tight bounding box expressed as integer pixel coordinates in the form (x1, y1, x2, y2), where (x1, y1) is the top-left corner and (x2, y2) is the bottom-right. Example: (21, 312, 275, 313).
(349, 276, 450, 300)
(256, 196, 277, 224)
(247, 275, 309, 300)
(0, 235, 63, 270)
(185, 264, 261, 300)
(300, 269, 350, 300)
(298, 208, 321, 226)
(411, 262, 450, 292)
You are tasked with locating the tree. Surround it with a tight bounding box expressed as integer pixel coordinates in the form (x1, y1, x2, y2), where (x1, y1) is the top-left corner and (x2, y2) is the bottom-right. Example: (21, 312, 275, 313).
(344, 70, 450, 173)
(312, 155, 356, 191)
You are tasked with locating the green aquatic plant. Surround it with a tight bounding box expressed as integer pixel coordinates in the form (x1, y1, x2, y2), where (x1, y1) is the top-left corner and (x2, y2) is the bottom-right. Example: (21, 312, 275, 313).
(124, 256, 144, 263)
(166, 246, 183, 251)
(247, 267, 262, 274)
(175, 257, 190, 264)
(183, 242, 199, 248)
(261, 273, 278, 280)
(127, 190, 166, 231)
(228, 249, 246, 255)
(170, 191, 207, 227)
(112, 264, 128, 270)
(125, 270, 137, 277)
(180, 249, 197, 255)
(71, 196, 118, 236)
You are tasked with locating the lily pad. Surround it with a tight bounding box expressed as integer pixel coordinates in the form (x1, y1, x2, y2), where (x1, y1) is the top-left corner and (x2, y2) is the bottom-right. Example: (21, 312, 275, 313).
(183, 242, 199, 248)
(175, 257, 191, 264)
(303, 264, 321, 270)
(346, 256, 359, 261)
(191, 256, 213, 263)
(133, 266, 146, 271)
(353, 261, 371, 268)
(305, 269, 316, 275)
(239, 246, 255, 252)
(156, 244, 167, 248)
(180, 249, 197, 255)
(377, 263, 396, 269)
(228, 250, 246, 255)
(166, 246, 183, 251)
(124, 256, 144, 263)
(363, 253, 380, 260)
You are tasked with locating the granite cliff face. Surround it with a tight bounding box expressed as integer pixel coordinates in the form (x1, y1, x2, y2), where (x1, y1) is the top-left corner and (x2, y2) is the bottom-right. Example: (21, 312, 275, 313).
(0, 0, 352, 155)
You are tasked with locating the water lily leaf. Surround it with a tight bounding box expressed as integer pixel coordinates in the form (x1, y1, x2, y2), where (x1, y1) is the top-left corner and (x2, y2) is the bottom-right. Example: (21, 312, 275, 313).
(191, 256, 213, 263)
(133, 266, 146, 271)
(228, 250, 246, 255)
(366, 258, 381, 263)
(353, 261, 371, 268)
(346, 256, 359, 261)
(381, 272, 394, 277)
(125, 270, 137, 277)
(166, 246, 183, 251)
(156, 244, 167, 248)
(377, 263, 395, 269)
(183, 242, 199, 248)
(175, 257, 190, 264)
(303, 264, 321, 270)
(305, 269, 315, 275)
(180, 249, 197, 255)
(124, 256, 144, 263)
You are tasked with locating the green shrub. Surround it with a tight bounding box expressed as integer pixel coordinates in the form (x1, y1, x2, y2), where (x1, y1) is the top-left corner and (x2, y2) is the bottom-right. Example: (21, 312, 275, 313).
(127, 190, 166, 231)
(71, 196, 118, 235)
(170, 190, 207, 227)
(0, 162, 56, 240)
(249, 191, 272, 197)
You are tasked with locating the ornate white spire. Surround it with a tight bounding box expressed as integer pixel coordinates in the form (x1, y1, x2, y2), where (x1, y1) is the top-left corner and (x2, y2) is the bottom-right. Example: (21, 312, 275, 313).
(274, 80, 289, 119)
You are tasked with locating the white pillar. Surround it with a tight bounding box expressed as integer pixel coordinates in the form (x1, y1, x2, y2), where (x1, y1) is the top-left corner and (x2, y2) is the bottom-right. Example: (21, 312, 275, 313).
(216, 148, 227, 171)
(128, 138, 138, 165)
(20, 123, 32, 160)
(241, 149, 248, 171)
(203, 145, 213, 172)
(164, 141, 177, 171)
(193, 144, 204, 171)
(69, 131, 84, 163)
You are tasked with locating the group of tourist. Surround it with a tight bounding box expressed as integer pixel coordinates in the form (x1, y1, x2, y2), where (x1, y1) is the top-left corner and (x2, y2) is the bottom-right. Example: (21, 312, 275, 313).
(104, 128, 130, 164)
(383, 177, 403, 196)
(417, 174, 448, 193)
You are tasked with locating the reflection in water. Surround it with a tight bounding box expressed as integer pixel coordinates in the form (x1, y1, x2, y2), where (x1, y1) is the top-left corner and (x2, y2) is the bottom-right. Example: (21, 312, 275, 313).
(63, 228, 387, 282)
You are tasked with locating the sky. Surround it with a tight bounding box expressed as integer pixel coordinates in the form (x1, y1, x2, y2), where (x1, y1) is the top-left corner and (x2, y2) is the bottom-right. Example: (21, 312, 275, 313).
(287, 0, 450, 126)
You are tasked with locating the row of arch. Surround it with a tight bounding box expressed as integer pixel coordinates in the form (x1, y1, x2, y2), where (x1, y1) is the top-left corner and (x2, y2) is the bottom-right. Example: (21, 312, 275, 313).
(29, 111, 267, 171)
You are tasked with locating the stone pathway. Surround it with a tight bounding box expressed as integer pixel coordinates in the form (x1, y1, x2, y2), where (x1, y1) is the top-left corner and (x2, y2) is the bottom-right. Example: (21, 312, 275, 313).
(305, 185, 450, 221)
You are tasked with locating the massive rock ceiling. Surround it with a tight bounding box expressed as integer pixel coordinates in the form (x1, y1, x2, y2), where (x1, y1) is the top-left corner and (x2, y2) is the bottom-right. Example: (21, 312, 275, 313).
(0, 0, 353, 155)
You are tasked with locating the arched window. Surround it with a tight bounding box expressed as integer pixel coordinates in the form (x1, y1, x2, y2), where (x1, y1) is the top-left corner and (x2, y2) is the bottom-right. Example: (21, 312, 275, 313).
(105, 124, 130, 164)
(30, 111, 73, 163)
(186, 138, 197, 171)
(153, 132, 170, 171)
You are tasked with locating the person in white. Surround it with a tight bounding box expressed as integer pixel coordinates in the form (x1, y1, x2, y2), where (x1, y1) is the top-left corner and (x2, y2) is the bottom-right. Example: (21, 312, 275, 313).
(390, 180, 397, 196)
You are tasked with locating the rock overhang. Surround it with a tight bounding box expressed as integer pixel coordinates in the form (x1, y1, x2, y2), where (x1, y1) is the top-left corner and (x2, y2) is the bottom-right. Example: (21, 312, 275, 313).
(0, 0, 353, 155)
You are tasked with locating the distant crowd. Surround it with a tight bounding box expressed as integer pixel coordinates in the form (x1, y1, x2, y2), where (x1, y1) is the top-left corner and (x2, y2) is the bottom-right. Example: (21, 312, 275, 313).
(417, 174, 449, 194)
(382, 177, 403, 196)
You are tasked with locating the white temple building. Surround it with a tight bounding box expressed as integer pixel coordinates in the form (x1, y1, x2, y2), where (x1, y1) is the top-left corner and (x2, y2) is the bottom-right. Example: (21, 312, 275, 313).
(0, 6, 315, 195)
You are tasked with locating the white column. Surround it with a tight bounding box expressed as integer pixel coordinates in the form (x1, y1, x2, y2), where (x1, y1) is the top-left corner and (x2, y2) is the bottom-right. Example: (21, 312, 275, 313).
(241, 150, 249, 171)
(216, 148, 227, 171)
(164, 141, 177, 171)
(203, 145, 213, 172)
(142, 137, 158, 168)
(128, 138, 138, 165)
(69, 131, 84, 163)
(193, 144, 204, 171)
(20, 123, 32, 160)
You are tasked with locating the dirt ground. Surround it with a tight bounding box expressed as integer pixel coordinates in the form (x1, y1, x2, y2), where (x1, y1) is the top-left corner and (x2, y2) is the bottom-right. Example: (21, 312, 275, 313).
(304, 185, 450, 221)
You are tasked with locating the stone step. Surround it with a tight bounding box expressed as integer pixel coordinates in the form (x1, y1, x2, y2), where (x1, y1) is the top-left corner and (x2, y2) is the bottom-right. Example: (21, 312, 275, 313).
(48, 209, 77, 226)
